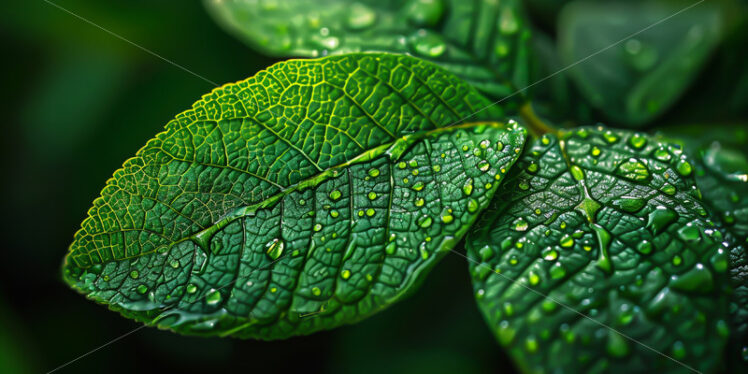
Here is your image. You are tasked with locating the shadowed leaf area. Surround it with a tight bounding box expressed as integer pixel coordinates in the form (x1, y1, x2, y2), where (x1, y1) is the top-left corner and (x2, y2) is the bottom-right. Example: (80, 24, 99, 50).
(467, 127, 732, 373)
(62, 53, 527, 339)
(204, 0, 533, 106)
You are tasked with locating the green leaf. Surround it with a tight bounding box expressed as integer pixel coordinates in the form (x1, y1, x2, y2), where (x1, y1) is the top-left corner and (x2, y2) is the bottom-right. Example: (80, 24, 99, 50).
(657, 123, 748, 369)
(204, 0, 533, 103)
(62, 53, 527, 339)
(466, 127, 731, 373)
(558, 1, 722, 127)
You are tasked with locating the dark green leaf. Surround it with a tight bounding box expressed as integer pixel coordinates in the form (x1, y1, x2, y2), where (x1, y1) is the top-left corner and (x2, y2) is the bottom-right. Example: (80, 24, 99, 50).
(657, 123, 748, 369)
(467, 127, 731, 373)
(62, 53, 527, 339)
(204, 0, 533, 104)
(558, 1, 722, 126)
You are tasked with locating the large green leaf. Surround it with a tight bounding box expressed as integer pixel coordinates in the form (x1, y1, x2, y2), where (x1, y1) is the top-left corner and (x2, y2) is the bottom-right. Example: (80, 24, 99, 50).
(62, 53, 527, 339)
(204, 0, 533, 104)
(466, 127, 731, 373)
(558, 1, 722, 127)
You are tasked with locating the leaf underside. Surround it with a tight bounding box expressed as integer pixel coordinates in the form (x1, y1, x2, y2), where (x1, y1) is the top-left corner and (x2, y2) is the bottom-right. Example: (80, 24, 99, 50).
(204, 0, 532, 103)
(467, 127, 731, 373)
(62, 53, 527, 339)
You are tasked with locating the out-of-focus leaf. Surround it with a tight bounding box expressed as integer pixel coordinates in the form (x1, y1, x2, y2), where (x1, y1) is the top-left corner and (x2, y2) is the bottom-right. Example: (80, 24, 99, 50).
(558, 1, 722, 127)
(203, 0, 533, 106)
(467, 127, 731, 373)
(62, 53, 527, 339)
(526, 31, 593, 127)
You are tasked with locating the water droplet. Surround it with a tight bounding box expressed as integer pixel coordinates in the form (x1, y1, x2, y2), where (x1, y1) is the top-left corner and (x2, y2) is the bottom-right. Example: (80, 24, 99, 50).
(670, 263, 713, 293)
(313, 223, 323, 232)
(412, 181, 425, 191)
(418, 215, 433, 228)
(341, 269, 351, 279)
(463, 179, 474, 196)
(559, 234, 574, 248)
(368, 168, 380, 177)
(129, 270, 139, 279)
(660, 183, 676, 196)
(347, 3, 377, 30)
(636, 240, 653, 255)
(628, 134, 647, 149)
(398, 161, 407, 169)
(410, 30, 447, 57)
(512, 217, 529, 231)
(385, 241, 397, 255)
(467, 199, 479, 213)
(415, 198, 425, 207)
(550, 263, 567, 279)
(603, 130, 619, 144)
(432, 165, 441, 172)
(441, 209, 454, 223)
(366, 208, 376, 217)
(329, 190, 342, 201)
(477, 160, 490, 172)
(205, 289, 222, 305)
(528, 271, 540, 286)
(590, 146, 601, 157)
(676, 160, 693, 176)
(518, 180, 530, 190)
(312, 287, 322, 296)
(653, 148, 671, 161)
(136, 284, 148, 294)
(265, 238, 285, 260)
(368, 191, 377, 200)
(330, 210, 339, 218)
(526, 163, 538, 173)
(612, 197, 646, 213)
(616, 158, 650, 182)
(647, 206, 678, 235)
(542, 248, 558, 261)
(570, 165, 585, 181)
(186, 283, 197, 294)
(677, 224, 700, 242)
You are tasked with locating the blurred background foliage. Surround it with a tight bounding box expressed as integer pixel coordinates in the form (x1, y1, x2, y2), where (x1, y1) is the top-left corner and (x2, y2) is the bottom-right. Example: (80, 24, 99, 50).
(0, 0, 745, 373)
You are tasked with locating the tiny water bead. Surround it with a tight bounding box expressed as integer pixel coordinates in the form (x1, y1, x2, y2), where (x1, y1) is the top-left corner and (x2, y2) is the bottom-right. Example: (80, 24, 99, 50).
(590, 146, 601, 157)
(676, 159, 693, 176)
(653, 148, 671, 161)
(313, 223, 323, 231)
(312, 287, 322, 296)
(418, 215, 433, 228)
(628, 133, 647, 149)
(368, 191, 377, 200)
(186, 283, 197, 294)
(367, 168, 380, 177)
(129, 270, 139, 279)
(412, 181, 425, 191)
(410, 30, 447, 57)
(341, 269, 351, 279)
(136, 284, 148, 295)
(512, 217, 529, 232)
(206, 289, 222, 305)
(266, 238, 285, 260)
(415, 198, 425, 207)
(329, 189, 342, 201)
(463, 179, 474, 196)
(559, 234, 574, 248)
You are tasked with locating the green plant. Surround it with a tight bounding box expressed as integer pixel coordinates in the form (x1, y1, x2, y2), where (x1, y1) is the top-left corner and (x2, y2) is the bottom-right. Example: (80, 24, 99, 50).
(62, 0, 748, 372)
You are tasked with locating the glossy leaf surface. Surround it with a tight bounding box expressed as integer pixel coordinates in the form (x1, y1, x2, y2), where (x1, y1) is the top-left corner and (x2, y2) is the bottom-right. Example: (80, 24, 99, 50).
(204, 0, 532, 104)
(62, 53, 527, 339)
(659, 123, 748, 369)
(558, 2, 722, 126)
(467, 127, 730, 373)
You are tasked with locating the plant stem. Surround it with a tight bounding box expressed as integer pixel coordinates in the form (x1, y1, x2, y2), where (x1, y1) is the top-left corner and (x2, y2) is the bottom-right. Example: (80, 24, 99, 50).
(519, 101, 557, 137)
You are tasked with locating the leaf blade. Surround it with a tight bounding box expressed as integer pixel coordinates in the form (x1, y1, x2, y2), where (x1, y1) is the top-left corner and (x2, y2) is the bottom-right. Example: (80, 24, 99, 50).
(63, 53, 526, 339)
(203, 0, 533, 104)
(467, 127, 731, 373)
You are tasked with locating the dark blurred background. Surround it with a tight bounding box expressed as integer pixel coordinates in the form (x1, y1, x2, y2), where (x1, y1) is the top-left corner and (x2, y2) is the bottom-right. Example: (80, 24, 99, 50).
(0, 1, 512, 373)
(1, 1, 746, 373)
